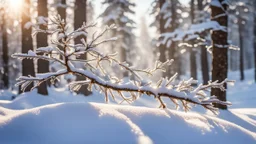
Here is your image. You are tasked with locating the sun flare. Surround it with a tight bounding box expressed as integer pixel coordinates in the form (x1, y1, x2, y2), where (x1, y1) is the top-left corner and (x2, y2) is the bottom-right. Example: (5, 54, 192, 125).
(7, 0, 23, 13)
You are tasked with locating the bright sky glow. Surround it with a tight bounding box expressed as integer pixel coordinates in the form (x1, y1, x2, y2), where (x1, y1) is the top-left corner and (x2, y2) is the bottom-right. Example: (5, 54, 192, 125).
(7, 0, 23, 14)
(94, 0, 189, 37)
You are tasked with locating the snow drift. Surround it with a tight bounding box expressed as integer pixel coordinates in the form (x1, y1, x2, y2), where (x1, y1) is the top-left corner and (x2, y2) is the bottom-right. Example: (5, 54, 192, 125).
(0, 70, 256, 144)
(0, 101, 255, 144)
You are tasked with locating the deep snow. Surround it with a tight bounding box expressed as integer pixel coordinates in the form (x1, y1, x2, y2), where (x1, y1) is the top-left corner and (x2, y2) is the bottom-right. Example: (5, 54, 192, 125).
(0, 102, 255, 144)
(0, 69, 256, 144)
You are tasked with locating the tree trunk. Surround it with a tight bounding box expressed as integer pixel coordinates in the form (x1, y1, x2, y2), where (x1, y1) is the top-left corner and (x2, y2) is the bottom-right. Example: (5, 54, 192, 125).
(198, 0, 209, 84)
(57, 0, 66, 20)
(211, 0, 228, 110)
(238, 22, 244, 81)
(168, 42, 176, 77)
(190, 49, 197, 79)
(159, 0, 167, 76)
(255, 39, 256, 83)
(167, 0, 179, 78)
(253, 1, 256, 82)
(20, 0, 35, 93)
(201, 46, 209, 84)
(255, 25, 256, 83)
(1, 8, 8, 89)
(118, 3, 130, 77)
(190, 0, 197, 80)
(37, 0, 49, 95)
(120, 35, 129, 77)
(230, 47, 236, 71)
(74, 0, 91, 95)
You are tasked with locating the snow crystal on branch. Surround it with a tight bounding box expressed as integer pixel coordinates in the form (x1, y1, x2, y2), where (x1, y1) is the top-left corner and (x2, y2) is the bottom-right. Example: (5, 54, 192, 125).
(159, 20, 240, 52)
(12, 15, 233, 114)
(160, 21, 226, 46)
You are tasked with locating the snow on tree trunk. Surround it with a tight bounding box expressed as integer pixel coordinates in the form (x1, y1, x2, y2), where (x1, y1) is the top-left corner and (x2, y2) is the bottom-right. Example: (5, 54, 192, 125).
(156, 0, 185, 78)
(1, 8, 8, 89)
(37, 0, 49, 95)
(210, 0, 228, 110)
(74, 0, 91, 96)
(20, 0, 35, 93)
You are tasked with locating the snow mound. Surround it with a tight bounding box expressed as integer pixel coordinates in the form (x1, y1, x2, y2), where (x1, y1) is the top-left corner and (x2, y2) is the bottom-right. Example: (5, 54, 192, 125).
(1, 69, 256, 144)
(0, 87, 105, 110)
(0, 102, 255, 144)
(0, 90, 16, 101)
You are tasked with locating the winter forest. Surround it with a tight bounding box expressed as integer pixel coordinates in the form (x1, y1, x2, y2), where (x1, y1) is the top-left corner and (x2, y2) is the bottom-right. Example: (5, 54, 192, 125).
(0, 0, 256, 143)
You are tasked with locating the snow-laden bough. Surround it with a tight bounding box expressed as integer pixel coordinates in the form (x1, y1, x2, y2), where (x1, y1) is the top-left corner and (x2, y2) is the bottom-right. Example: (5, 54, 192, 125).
(12, 15, 234, 114)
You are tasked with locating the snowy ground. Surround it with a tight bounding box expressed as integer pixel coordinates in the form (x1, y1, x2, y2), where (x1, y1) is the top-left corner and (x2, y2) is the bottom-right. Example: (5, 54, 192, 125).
(0, 69, 256, 144)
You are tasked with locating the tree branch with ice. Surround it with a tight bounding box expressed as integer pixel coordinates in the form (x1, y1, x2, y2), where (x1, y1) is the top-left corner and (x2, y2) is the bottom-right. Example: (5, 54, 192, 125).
(12, 15, 233, 114)
(159, 6, 239, 53)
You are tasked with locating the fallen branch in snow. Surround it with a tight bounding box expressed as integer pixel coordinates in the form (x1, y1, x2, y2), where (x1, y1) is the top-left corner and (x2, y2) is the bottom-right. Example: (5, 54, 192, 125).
(12, 15, 233, 114)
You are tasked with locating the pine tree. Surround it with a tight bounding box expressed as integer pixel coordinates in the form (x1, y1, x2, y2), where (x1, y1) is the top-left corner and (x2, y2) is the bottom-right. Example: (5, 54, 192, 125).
(20, 0, 35, 93)
(152, 0, 182, 77)
(37, 0, 49, 95)
(1, 8, 8, 89)
(159, 0, 233, 109)
(210, 0, 229, 109)
(101, 0, 136, 77)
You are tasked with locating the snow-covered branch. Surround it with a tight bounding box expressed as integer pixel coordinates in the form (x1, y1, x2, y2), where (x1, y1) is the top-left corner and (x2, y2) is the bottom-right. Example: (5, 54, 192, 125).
(160, 21, 226, 46)
(12, 15, 233, 114)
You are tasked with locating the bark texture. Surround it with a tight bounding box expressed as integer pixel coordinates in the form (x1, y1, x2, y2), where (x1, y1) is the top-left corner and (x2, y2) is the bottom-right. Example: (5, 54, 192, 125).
(210, 0, 228, 109)
(254, 2, 256, 82)
(37, 0, 49, 95)
(167, 0, 179, 78)
(238, 22, 244, 81)
(57, 0, 66, 20)
(198, 0, 209, 84)
(1, 8, 9, 88)
(20, 0, 35, 93)
(190, 0, 197, 80)
(159, 0, 167, 76)
(74, 0, 91, 95)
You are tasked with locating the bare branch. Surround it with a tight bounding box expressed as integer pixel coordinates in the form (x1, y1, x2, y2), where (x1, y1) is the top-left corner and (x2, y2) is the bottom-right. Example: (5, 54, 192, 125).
(12, 15, 233, 115)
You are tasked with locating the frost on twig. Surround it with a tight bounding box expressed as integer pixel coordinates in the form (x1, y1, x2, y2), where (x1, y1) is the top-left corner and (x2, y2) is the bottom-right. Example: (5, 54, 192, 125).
(159, 21, 239, 53)
(12, 15, 233, 114)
